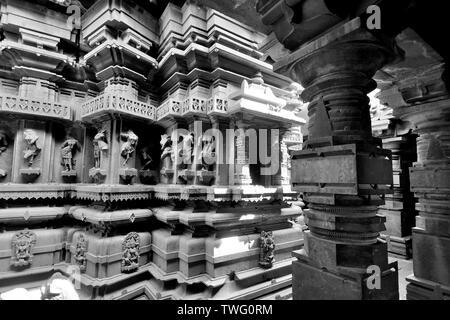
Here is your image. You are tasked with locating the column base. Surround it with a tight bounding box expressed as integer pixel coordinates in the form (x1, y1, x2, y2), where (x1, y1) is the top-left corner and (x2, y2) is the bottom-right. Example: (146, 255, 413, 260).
(406, 275, 450, 300)
(292, 251, 399, 300)
(411, 228, 450, 287)
(380, 234, 412, 259)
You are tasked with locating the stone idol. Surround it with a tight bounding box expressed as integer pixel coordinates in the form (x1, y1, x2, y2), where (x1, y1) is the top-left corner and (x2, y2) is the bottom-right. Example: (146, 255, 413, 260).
(119, 130, 139, 182)
(90, 129, 109, 180)
(61, 137, 81, 177)
(21, 129, 41, 179)
(0, 130, 8, 177)
(259, 231, 275, 269)
(11, 230, 37, 268)
(121, 232, 140, 273)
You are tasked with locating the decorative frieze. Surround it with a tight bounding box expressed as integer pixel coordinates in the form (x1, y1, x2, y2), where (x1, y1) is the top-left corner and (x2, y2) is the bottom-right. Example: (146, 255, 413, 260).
(81, 94, 156, 122)
(0, 94, 72, 121)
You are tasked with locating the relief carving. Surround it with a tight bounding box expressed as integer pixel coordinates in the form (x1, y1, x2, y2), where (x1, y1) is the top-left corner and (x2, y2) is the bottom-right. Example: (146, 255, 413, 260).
(61, 137, 81, 175)
(0, 130, 8, 177)
(23, 129, 41, 167)
(74, 233, 88, 273)
(259, 231, 275, 269)
(120, 130, 139, 166)
(11, 230, 37, 268)
(93, 130, 108, 169)
(121, 232, 140, 273)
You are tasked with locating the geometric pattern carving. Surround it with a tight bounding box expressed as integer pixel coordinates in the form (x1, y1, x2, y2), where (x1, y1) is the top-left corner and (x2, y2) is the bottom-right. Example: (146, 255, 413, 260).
(0, 95, 72, 121)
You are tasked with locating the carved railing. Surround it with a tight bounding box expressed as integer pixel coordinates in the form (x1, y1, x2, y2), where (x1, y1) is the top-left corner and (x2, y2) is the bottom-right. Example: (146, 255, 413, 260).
(283, 132, 302, 144)
(181, 96, 207, 116)
(206, 96, 229, 116)
(0, 94, 72, 120)
(81, 94, 156, 121)
(156, 98, 182, 121)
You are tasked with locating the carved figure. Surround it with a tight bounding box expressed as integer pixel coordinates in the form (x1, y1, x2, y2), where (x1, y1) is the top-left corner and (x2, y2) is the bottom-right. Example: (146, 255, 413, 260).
(93, 130, 108, 168)
(0, 131, 8, 177)
(160, 134, 173, 164)
(140, 147, 153, 170)
(201, 134, 216, 170)
(180, 133, 195, 166)
(61, 138, 81, 172)
(121, 232, 140, 273)
(11, 230, 37, 268)
(74, 233, 88, 273)
(23, 130, 41, 167)
(259, 231, 275, 269)
(120, 130, 139, 166)
(0, 130, 8, 156)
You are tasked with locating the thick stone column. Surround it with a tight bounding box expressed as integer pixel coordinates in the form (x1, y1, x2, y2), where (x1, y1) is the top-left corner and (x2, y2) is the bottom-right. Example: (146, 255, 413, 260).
(277, 22, 400, 299)
(395, 68, 450, 299)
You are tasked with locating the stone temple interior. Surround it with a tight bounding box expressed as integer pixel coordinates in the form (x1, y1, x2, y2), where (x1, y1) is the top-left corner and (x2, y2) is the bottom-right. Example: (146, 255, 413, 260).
(0, 0, 448, 300)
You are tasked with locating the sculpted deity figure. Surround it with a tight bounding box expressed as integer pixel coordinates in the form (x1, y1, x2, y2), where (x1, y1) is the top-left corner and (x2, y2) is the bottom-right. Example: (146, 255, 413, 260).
(259, 231, 275, 269)
(180, 132, 195, 167)
(200, 134, 216, 171)
(11, 230, 37, 268)
(0, 131, 8, 177)
(74, 233, 88, 273)
(140, 147, 153, 171)
(23, 130, 41, 167)
(120, 130, 139, 166)
(61, 138, 81, 172)
(121, 232, 140, 273)
(93, 130, 108, 169)
(0, 130, 8, 156)
(160, 134, 174, 165)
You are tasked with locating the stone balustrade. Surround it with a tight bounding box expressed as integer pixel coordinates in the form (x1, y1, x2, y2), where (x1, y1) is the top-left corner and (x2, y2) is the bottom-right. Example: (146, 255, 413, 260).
(0, 94, 72, 121)
(206, 96, 229, 116)
(156, 98, 183, 121)
(81, 93, 156, 122)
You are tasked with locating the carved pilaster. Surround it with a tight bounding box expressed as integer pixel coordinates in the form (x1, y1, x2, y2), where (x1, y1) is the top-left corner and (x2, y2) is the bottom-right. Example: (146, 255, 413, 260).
(234, 119, 252, 186)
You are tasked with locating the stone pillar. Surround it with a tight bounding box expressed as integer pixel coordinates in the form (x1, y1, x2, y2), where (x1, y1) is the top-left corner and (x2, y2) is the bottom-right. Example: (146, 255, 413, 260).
(234, 119, 252, 185)
(272, 129, 289, 186)
(210, 117, 229, 186)
(280, 25, 400, 299)
(395, 68, 450, 299)
(379, 134, 417, 259)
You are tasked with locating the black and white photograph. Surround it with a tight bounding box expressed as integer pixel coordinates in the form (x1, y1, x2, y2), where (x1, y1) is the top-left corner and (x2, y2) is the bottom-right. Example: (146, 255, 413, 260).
(0, 0, 448, 309)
